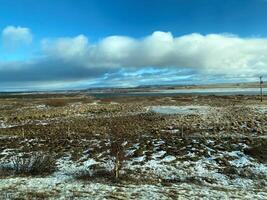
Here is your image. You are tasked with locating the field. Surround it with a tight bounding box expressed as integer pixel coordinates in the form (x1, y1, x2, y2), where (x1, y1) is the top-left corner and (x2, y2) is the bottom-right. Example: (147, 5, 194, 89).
(0, 93, 267, 199)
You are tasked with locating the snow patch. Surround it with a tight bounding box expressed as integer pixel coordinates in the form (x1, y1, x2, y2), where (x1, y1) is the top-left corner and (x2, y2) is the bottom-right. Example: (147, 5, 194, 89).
(149, 105, 210, 115)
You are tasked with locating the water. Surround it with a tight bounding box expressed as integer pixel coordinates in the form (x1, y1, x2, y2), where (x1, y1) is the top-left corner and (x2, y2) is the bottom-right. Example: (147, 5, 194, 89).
(89, 88, 266, 98)
(0, 87, 265, 98)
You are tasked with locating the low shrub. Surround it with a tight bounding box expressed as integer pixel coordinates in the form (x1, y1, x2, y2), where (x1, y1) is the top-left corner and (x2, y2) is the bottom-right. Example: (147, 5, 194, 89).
(45, 99, 68, 107)
(11, 152, 56, 176)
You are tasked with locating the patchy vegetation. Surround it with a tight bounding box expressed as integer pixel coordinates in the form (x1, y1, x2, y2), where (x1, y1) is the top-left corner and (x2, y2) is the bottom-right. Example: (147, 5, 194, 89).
(1, 152, 56, 176)
(44, 98, 69, 107)
(0, 94, 267, 199)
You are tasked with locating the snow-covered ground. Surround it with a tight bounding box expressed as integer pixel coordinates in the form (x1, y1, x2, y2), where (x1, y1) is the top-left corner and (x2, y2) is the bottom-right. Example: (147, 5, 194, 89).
(0, 121, 16, 129)
(1, 176, 266, 200)
(1, 101, 267, 199)
(148, 105, 211, 115)
(250, 105, 267, 114)
(1, 138, 266, 199)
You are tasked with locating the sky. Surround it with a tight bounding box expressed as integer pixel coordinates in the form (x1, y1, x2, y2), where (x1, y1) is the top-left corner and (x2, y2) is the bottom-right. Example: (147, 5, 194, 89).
(0, 0, 267, 91)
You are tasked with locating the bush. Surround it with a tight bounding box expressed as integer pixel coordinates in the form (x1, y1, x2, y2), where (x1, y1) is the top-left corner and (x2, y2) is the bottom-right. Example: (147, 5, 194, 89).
(74, 167, 113, 181)
(45, 99, 68, 107)
(108, 120, 129, 180)
(11, 152, 56, 176)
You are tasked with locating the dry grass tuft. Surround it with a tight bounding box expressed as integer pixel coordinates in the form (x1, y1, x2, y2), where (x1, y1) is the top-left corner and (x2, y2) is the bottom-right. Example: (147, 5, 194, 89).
(45, 98, 68, 107)
(0, 167, 14, 177)
(10, 152, 56, 176)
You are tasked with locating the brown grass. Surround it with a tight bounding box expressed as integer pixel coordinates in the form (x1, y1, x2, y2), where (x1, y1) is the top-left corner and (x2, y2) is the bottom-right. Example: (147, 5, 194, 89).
(44, 98, 68, 107)
(0, 167, 13, 177)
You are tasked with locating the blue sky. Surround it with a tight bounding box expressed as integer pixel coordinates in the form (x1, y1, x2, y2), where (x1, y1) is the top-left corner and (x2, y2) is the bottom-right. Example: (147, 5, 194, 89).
(0, 0, 267, 91)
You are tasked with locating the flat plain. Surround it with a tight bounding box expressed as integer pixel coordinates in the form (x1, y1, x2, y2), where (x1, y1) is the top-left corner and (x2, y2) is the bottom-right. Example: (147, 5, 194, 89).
(0, 92, 266, 199)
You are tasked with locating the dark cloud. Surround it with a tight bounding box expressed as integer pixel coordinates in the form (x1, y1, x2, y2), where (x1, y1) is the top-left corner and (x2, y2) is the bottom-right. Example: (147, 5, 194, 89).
(0, 58, 116, 83)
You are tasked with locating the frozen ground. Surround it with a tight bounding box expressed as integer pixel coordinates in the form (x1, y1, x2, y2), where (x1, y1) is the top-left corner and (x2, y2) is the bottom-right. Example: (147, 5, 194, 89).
(1, 177, 266, 200)
(0, 95, 267, 199)
(0, 137, 266, 199)
(250, 105, 267, 114)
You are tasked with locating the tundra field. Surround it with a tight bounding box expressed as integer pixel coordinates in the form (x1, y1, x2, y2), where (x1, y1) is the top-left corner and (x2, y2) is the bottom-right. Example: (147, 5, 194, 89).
(0, 93, 267, 199)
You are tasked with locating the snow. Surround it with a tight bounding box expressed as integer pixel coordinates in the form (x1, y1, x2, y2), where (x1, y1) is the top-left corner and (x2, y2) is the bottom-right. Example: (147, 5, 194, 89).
(229, 156, 251, 167)
(1, 176, 265, 200)
(149, 106, 211, 115)
(132, 155, 146, 162)
(152, 151, 166, 159)
(162, 155, 176, 163)
(1, 138, 267, 199)
(250, 105, 267, 114)
(56, 156, 98, 176)
(0, 121, 16, 129)
(35, 104, 47, 109)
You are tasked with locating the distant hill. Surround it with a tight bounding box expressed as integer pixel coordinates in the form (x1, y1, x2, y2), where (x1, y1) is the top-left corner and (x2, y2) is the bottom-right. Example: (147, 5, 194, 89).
(83, 81, 267, 93)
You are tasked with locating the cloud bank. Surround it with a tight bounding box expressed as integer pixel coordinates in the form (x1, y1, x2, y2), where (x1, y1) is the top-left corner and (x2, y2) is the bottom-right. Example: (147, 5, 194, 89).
(0, 27, 267, 90)
(2, 26, 32, 50)
(41, 31, 267, 76)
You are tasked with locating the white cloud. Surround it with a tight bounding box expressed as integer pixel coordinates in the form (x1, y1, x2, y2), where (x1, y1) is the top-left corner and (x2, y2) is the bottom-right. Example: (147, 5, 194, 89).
(1, 30, 267, 90)
(2, 25, 32, 49)
(41, 31, 267, 77)
(41, 34, 88, 60)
